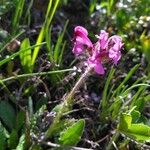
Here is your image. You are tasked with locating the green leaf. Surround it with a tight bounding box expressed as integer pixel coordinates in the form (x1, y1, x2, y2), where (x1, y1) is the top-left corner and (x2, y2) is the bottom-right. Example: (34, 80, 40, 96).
(118, 113, 150, 143)
(45, 118, 75, 138)
(130, 110, 141, 123)
(126, 124, 150, 142)
(101, 67, 115, 109)
(0, 42, 46, 67)
(54, 20, 68, 64)
(52, 103, 64, 113)
(59, 119, 85, 146)
(0, 123, 7, 150)
(15, 111, 25, 132)
(16, 134, 25, 150)
(31, 0, 59, 67)
(140, 32, 150, 63)
(113, 64, 140, 96)
(20, 38, 32, 73)
(0, 101, 16, 130)
(12, 0, 25, 30)
(31, 26, 45, 66)
(118, 113, 132, 131)
(108, 97, 123, 119)
(8, 129, 18, 149)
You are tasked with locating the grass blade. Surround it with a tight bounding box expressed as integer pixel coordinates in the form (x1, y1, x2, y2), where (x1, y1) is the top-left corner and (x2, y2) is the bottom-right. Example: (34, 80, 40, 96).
(20, 38, 32, 73)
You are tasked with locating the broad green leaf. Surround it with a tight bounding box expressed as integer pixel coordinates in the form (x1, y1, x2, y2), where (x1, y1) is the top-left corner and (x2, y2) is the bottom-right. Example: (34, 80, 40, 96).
(20, 38, 32, 73)
(45, 117, 76, 138)
(118, 113, 150, 143)
(8, 129, 18, 149)
(59, 119, 85, 146)
(0, 101, 16, 130)
(118, 113, 132, 131)
(16, 134, 25, 150)
(129, 124, 150, 136)
(125, 124, 150, 142)
(0, 123, 7, 150)
(15, 111, 25, 132)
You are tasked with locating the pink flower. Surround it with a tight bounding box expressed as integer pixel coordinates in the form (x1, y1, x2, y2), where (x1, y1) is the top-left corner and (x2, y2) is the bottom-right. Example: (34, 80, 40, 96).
(107, 35, 123, 64)
(98, 30, 109, 50)
(72, 26, 93, 55)
(88, 58, 105, 74)
(72, 26, 123, 75)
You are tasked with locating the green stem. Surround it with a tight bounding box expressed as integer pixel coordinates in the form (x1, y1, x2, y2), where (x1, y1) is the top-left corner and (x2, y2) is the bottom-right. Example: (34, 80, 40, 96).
(106, 130, 119, 150)
(45, 66, 93, 138)
(1, 68, 74, 83)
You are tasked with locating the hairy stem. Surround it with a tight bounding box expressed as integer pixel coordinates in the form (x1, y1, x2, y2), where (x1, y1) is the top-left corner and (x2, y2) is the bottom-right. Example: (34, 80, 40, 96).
(65, 66, 92, 105)
(45, 66, 92, 138)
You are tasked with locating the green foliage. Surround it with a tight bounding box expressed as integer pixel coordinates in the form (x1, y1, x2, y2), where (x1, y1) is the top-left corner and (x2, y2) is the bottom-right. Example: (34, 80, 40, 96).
(59, 119, 85, 146)
(53, 21, 68, 65)
(0, 0, 14, 15)
(0, 0, 150, 149)
(15, 111, 25, 132)
(0, 123, 7, 150)
(20, 38, 32, 73)
(140, 32, 150, 64)
(16, 134, 25, 150)
(113, 64, 140, 96)
(46, 20, 68, 66)
(31, 0, 60, 69)
(100, 64, 142, 121)
(12, 0, 26, 32)
(8, 129, 18, 149)
(0, 101, 16, 130)
(101, 67, 115, 109)
(118, 112, 150, 142)
(89, 0, 98, 15)
(0, 42, 46, 67)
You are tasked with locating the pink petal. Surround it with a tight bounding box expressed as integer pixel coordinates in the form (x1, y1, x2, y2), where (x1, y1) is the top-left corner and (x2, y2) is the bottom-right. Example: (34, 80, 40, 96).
(94, 60, 105, 74)
(72, 43, 84, 55)
(72, 26, 93, 55)
(108, 35, 123, 63)
(88, 58, 105, 75)
(76, 35, 93, 48)
(74, 26, 88, 36)
(99, 30, 109, 49)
